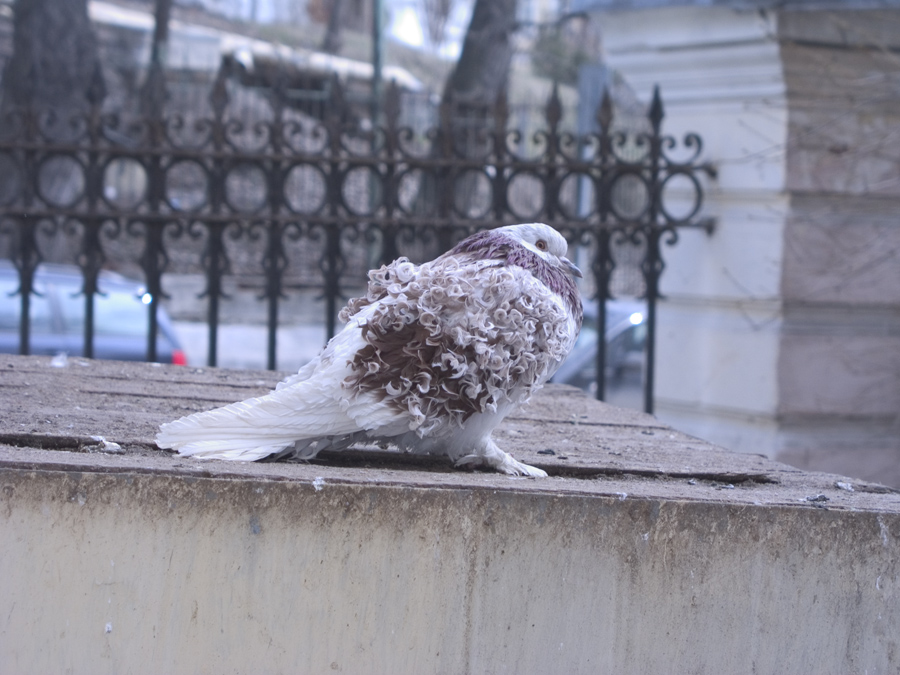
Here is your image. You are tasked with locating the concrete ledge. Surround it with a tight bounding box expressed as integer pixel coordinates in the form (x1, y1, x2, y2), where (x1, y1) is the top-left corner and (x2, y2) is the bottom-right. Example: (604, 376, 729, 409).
(1, 355, 899, 673)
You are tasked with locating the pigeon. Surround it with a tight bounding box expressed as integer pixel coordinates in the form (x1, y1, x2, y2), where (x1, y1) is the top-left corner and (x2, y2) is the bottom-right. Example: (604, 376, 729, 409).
(156, 222, 583, 477)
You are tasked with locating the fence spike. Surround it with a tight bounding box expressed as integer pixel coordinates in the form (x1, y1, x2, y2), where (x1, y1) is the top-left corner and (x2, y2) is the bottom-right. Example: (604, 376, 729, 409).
(270, 63, 288, 118)
(494, 89, 509, 129)
(384, 79, 401, 128)
(209, 64, 230, 118)
(545, 80, 562, 130)
(327, 74, 345, 123)
(330, 74, 344, 107)
(649, 84, 664, 134)
(140, 62, 168, 122)
(86, 63, 107, 108)
(597, 85, 613, 131)
(438, 89, 453, 158)
(439, 89, 453, 129)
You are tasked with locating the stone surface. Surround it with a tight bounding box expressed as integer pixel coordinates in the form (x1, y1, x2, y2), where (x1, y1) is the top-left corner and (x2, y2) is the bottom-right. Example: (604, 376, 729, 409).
(591, 4, 900, 489)
(782, 195, 900, 306)
(0, 353, 894, 505)
(777, 11, 900, 484)
(778, 333, 900, 418)
(1, 354, 899, 674)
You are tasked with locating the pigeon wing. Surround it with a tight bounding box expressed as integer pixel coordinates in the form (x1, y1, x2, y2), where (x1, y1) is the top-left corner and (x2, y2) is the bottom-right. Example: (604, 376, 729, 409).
(155, 302, 411, 460)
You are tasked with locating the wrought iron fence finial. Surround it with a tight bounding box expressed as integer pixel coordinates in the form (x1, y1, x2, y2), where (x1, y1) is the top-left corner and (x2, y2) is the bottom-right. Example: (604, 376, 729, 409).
(209, 66, 230, 119)
(384, 79, 401, 130)
(597, 86, 613, 131)
(545, 80, 562, 131)
(649, 84, 664, 135)
(86, 63, 107, 109)
(493, 88, 509, 131)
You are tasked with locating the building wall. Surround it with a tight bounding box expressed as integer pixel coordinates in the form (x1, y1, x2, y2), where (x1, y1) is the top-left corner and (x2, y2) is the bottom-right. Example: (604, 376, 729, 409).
(595, 5, 791, 456)
(776, 9, 900, 482)
(589, 4, 900, 485)
(2, 467, 898, 673)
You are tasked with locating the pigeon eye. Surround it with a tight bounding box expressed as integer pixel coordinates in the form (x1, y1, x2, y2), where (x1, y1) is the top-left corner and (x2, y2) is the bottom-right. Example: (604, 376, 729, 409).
(535, 240, 548, 251)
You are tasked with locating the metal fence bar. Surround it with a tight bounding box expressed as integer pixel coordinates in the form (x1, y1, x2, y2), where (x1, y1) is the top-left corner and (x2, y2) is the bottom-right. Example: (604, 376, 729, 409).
(0, 65, 714, 414)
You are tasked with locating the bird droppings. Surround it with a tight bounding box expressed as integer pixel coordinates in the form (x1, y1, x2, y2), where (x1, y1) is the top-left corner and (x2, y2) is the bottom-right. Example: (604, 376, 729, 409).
(312, 477, 326, 492)
(806, 494, 829, 502)
(90, 436, 124, 454)
(105, 623, 112, 634)
(835, 481, 855, 492)
(878, 516, 890, 547)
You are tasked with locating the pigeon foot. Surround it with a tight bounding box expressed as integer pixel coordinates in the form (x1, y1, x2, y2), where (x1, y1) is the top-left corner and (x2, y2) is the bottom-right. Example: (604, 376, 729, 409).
(455, 441, 548, 478)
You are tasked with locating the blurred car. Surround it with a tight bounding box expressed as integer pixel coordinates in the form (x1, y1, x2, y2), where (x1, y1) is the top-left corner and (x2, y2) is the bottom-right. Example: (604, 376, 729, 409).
(0, 260, 186, 364)
(551, 298, 646, 393)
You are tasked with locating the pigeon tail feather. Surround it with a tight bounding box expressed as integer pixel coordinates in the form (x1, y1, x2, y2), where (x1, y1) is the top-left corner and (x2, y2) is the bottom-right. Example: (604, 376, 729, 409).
(155, 381, 358, 460)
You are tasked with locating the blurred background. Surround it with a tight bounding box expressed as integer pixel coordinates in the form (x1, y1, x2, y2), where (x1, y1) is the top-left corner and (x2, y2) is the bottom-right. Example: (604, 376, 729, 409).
(0, 0, 897, 487)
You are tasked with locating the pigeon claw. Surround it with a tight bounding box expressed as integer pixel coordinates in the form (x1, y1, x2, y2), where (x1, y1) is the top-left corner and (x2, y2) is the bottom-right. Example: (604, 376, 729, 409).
(454, 449, 548, 478)
(501, 456, 549, 478)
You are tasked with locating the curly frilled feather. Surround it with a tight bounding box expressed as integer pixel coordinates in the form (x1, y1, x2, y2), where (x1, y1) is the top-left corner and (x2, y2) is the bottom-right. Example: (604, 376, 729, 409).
(156, 223, 583, 477)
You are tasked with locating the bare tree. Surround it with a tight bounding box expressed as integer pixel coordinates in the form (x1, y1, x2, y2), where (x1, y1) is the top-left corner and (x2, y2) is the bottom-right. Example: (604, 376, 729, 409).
(140, 0, 172, 119)
(1, 0, 105, 124)
(432, 0, 517, 221)
(0, 0, 105, 222)
(443, 0, 516, 107)
(321, 0, 345, 54)
(422, 0, 454, 47)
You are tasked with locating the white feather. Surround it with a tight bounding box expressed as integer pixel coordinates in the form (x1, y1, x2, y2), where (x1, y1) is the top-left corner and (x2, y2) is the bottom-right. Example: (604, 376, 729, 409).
(157, 304, 401, 459)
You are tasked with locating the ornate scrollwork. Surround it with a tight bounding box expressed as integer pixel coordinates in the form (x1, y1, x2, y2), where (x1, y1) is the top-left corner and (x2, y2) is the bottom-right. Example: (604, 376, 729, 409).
(0, 73, 712, 393)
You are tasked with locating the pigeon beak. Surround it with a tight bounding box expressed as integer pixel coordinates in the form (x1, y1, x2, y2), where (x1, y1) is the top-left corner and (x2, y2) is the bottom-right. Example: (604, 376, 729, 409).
(562, 257, 583, 279)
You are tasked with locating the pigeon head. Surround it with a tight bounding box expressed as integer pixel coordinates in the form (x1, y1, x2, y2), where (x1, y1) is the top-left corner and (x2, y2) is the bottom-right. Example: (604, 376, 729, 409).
(495, 223, 583, 279)
(446, 223, 584, 323)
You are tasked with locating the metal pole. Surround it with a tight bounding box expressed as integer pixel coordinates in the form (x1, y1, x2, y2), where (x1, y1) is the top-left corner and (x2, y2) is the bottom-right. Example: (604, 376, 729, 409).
(369, 0, 384, 255)
(643, 85, 665, 416)
(371, 0, 384, 128)
(150, 0, 171, 67)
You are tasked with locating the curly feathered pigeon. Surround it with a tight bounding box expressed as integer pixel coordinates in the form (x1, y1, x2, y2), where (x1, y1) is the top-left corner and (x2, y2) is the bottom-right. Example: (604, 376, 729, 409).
(156, 223, 583, 477)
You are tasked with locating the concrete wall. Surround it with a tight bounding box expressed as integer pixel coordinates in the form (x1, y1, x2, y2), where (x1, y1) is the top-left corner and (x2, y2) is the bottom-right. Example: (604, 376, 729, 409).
(776, 10, 900, 481)
(2, 467, 899, 674)
(595, 5, 790, 457)
(589, 4, 900, 486)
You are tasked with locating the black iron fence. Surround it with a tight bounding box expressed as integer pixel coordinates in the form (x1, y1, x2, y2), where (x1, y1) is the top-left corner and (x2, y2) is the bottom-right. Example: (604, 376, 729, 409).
(0, 67, 714, 413)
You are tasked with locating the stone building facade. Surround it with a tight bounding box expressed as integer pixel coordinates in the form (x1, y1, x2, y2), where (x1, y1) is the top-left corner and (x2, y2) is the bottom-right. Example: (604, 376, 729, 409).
(575, 0, 900, 486)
